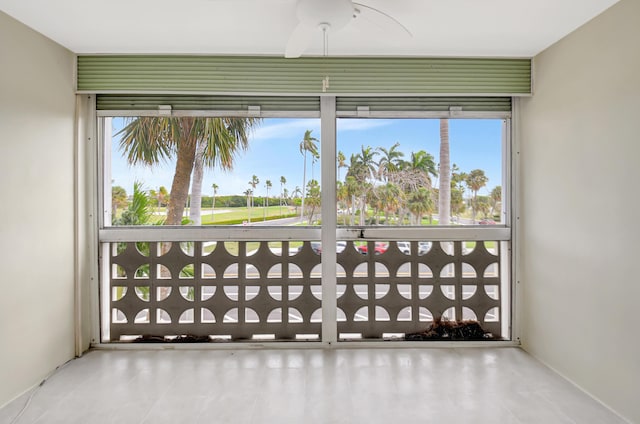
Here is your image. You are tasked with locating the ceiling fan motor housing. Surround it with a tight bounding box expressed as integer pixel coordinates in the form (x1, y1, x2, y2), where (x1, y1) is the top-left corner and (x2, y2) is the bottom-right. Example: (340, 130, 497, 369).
(296, 0, 354, 31)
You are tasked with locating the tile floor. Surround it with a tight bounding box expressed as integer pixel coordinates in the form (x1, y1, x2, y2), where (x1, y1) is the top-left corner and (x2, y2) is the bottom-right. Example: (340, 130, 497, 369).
(0, 347, 627, 424)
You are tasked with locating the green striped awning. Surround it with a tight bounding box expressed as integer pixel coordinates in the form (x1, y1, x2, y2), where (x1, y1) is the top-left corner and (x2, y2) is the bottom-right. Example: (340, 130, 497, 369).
(78, 55, 531, 96)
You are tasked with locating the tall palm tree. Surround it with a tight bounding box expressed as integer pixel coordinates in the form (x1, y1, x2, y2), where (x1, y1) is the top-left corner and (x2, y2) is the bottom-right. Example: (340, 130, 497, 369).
(189, 118, 260, 225)
(248, 175, 259, 220)
(336, 181, 346, 223)
(264, 179, 272, 221)
(355, 145, 379, 182)
(279, 176, 287, 214)
(117, 116, 260, 225)
(211, 183, 218, 221)
(299, 130, 319, 221)
(377, 142, 404, 182)
(438, 119, 451, 225)
(348, 146, 379, 224)
(243, 189, 252, 223)
(344, 176, 359, 225)
(337, 151, 346, 182)
(311, 152, 320, 181)
(465, 169, 489, 223)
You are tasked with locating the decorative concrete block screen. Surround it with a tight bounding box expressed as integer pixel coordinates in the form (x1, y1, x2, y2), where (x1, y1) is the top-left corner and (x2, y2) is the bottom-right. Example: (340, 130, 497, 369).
(108, 240, 502, 341)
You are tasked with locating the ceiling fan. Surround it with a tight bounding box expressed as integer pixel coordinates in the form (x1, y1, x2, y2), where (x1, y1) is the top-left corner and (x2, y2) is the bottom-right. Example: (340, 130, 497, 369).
(285, 0, 412, 58)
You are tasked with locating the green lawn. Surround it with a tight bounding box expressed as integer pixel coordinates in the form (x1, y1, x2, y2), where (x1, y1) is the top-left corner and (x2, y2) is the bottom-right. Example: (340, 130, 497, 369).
(204, 205, 298, 225)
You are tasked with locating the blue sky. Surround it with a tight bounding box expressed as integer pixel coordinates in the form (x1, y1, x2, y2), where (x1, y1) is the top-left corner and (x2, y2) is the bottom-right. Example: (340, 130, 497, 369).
(110, 117, 503, 198)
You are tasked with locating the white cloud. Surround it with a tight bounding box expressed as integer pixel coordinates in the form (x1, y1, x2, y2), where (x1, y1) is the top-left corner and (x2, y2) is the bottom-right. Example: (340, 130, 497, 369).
(250, 117, 393, 141)
(251, 119, 320, 141)
(337, 119, 394, 131)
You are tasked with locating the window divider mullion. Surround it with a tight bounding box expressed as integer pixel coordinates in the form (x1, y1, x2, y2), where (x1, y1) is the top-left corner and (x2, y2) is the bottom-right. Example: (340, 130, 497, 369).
(320, 96, 337, 345)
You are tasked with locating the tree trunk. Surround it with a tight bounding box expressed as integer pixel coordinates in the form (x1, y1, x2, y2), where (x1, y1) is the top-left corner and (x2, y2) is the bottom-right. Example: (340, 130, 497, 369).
(438, 119, 451, 226)
(351, 194, 356, 226)
(189, 139, 207, 225)
(301, 151, 307, 222)
(166, 121, 197, 225)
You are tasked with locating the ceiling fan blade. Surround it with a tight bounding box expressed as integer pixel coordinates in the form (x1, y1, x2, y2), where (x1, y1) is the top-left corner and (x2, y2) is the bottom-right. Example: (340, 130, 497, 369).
(285, 21, 316, 58)
(353, 2, 412, 37)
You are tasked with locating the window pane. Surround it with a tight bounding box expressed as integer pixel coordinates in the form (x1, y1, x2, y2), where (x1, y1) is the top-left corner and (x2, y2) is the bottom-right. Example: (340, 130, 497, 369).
(336, 118, 503, 226)
(105, 117, 321, 226)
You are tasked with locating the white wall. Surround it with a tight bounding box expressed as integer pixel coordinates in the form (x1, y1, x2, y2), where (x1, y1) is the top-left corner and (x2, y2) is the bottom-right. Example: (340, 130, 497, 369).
(0, 12, 77, 407)
(517, 0, 640, 422)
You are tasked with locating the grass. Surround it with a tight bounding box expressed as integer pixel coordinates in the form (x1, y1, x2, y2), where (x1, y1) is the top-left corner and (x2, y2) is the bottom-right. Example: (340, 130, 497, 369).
(201, 205, 299, 225)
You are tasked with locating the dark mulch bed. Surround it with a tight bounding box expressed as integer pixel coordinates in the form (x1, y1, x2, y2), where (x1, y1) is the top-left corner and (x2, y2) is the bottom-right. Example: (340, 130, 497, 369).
(405, 319, 498, 341)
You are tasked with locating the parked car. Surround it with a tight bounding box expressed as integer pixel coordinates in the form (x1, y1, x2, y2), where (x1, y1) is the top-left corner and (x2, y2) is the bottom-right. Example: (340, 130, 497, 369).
(397, 241, 411, 254)
(357, 242, 388, 255)
(479, 219, 496, 225)
(418, 241, 431, 254)
(397, 241, 432, 255)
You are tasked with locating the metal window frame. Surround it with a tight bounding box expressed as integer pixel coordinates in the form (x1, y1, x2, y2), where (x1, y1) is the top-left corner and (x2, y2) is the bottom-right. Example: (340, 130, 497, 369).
(95, 96, 515, 347)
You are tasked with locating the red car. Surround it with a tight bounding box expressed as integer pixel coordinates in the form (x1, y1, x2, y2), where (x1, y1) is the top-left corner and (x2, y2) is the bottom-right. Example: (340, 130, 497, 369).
(356, 242, 388, 255)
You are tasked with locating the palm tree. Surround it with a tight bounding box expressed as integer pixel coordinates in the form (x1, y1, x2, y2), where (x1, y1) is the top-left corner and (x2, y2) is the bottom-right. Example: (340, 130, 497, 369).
(279, 176, 287, 214)
(356, 145, 379, 181)
(407, 187, 433, 225)
(465, 169, 489, 223)
(347, 146, 379, 224)
(305, 179, 321, 224)
(438, 119, 451, 225)
(243, 188, 252, 223)
(311, 152, 319, 181)
(401, 150, 437, 182)
(114, 181, 151, 226)
(299, 130, 319, 221)
(211, 183, 218, 221)
(337, 151, 346, 182)
(249, 174, 259, 207)
(377, 182, 402, 225)
(377, 142, 404, 182)
(117, 116, 260, 225)
(264, 179, 272, 221)
(450, 164, 467, 222)
(336, 181, 347, 224)
(344, 175, 359, 225)
(189, 118, 260, 225)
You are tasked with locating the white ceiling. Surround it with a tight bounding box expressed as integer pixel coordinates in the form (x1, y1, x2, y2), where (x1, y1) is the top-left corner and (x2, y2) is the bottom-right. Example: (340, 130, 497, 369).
(0, 0, 619, 57)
